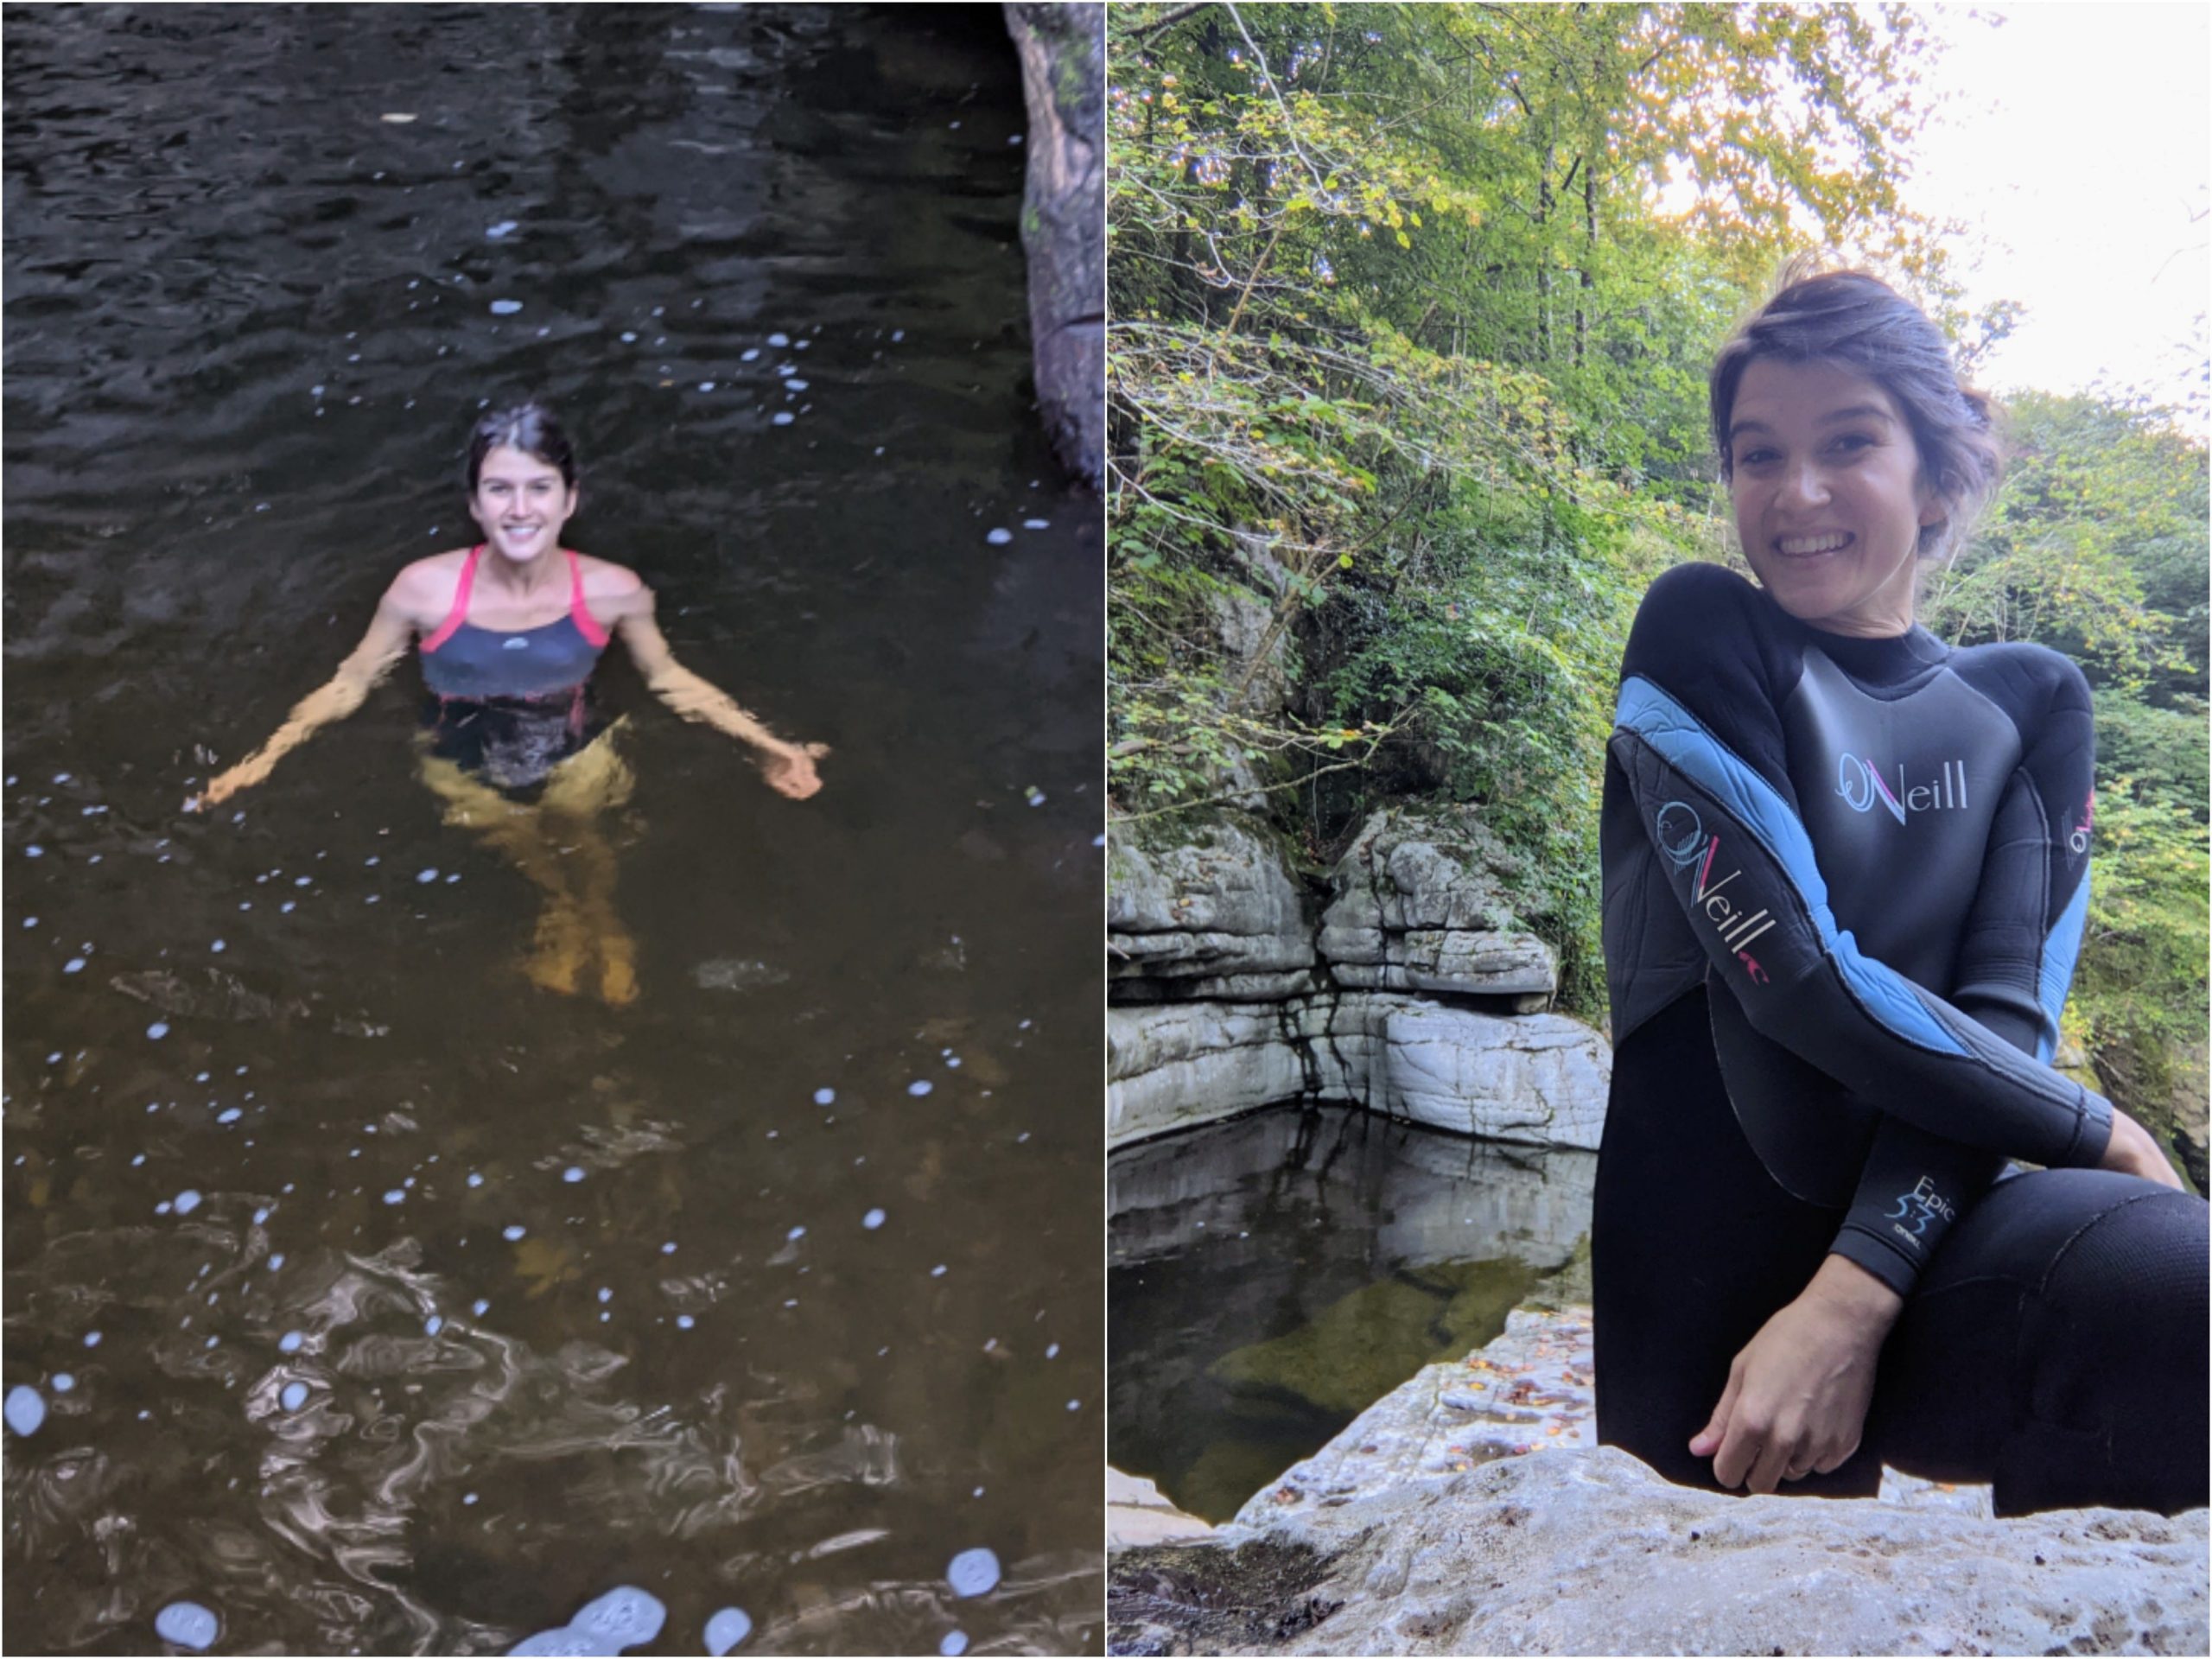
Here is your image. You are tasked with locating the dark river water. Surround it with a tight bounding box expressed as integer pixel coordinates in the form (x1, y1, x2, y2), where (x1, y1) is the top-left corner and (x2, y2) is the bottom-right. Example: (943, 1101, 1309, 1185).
(1109, 1108, 1593, 1525)
(3, 7, 1102, 1654)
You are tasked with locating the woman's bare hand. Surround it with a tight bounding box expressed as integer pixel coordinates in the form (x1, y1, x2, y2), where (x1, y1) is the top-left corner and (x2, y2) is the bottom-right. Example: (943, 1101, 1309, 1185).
(2099, 1108, 2183, 1190)
(1691, 1255, 1904, 1493)
(760, 740, 828, 801)
(187, 760, 266, 813)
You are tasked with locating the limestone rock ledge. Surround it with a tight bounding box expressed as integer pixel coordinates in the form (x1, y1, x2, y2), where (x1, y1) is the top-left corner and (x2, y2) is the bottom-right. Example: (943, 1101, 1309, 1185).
(1113, 1442, 2208, 1656)
(1319, 806, 1558, 1002)
(1109, 817, 1316, 995)
(1108, 995, 1610, 1150)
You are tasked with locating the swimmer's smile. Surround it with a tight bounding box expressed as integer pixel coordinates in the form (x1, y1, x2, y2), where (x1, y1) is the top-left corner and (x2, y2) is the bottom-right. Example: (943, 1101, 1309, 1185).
(1773, 531, 1853, 560)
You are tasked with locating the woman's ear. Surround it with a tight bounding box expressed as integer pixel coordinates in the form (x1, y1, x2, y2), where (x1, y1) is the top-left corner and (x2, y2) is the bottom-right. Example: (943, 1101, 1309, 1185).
(1916, 467, 1953, 529)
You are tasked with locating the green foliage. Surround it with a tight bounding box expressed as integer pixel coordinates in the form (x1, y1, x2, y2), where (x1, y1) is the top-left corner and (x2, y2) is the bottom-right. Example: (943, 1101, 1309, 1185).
(1923, 391, 2210, 697)
(2072, 789, 2209, 1104)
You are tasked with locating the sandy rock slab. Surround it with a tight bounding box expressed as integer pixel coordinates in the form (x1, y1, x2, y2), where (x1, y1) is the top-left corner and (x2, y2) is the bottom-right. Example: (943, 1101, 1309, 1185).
(1112, 1444, 2207, 1656)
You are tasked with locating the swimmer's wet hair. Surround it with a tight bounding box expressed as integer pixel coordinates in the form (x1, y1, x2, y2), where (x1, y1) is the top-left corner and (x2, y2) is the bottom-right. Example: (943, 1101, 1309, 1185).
(467, 402, 579, 493)
(1710, 264, 2003, 559)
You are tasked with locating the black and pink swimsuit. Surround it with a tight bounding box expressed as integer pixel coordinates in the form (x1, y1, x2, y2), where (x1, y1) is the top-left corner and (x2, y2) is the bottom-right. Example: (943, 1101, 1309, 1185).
(418, 544, 613, 792)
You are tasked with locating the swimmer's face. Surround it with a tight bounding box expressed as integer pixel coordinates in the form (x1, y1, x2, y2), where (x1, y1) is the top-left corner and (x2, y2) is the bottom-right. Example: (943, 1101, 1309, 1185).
(1727, 358, 1946, 639)
(469, 445, 578, 564)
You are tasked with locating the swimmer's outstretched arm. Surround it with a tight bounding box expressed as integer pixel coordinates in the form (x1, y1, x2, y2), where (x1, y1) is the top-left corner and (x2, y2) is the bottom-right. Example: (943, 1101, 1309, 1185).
(606, 585, 826, 801)
(189, 590, 416, 810)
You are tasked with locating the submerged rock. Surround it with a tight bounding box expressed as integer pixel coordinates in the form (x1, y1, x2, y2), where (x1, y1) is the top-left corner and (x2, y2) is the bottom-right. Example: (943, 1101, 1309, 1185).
(1109, 1536, 1342, 1656)
(1208, 1262, 1541, 1421)
(690, 958, 792, 993)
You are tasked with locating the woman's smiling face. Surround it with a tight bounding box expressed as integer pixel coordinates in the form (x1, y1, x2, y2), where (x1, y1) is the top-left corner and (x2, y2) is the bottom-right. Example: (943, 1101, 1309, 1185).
(1727, 358, 1948, 639)
(469, 444, 577, 564)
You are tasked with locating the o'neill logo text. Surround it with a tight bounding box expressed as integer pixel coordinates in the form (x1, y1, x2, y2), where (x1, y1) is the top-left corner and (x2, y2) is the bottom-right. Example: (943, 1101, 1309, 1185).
(1836, 753, 1968, 824)
(1655, 801, 1775, 982)
(2068, 790, 2094, 858)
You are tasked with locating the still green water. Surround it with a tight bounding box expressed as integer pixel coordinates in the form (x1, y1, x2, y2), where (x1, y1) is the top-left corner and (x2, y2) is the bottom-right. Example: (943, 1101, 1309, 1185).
(1109, 1106, 1593, 1524)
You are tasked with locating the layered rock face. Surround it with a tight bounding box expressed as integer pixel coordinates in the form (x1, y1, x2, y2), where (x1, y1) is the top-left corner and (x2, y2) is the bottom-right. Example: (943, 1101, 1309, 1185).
(1319, 809, 1557, 1005)
(1109, 806, 1610, 1148)
(1109, 818, 1319, 1001)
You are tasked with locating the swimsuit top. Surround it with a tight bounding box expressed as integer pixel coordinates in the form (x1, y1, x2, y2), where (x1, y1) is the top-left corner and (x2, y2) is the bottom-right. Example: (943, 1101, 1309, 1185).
(418, 545, 612, 700)
(1600, 561, 2108, 1298)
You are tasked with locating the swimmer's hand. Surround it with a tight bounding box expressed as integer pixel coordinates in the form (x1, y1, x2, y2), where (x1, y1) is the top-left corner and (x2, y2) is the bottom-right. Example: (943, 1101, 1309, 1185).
(2099, 1107, 2184, 1190)
(1690, 1254, 1904, 1495)
(185, 762, 267, 814)
(760, 740, 829, 801)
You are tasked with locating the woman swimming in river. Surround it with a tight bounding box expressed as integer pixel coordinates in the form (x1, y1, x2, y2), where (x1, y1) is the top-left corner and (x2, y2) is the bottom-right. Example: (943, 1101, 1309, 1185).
(190, 402, 827, 1006)
(1593, 269, 2206, 1516)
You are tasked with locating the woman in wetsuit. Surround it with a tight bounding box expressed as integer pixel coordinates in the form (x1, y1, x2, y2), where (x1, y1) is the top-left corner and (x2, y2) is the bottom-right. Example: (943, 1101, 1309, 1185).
(1593, 270, 2207, 1516)
(191, 403, 826, 1006)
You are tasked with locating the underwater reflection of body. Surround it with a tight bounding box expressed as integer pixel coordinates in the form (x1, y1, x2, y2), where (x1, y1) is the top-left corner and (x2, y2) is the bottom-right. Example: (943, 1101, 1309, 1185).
(191, 403, 828, 1004)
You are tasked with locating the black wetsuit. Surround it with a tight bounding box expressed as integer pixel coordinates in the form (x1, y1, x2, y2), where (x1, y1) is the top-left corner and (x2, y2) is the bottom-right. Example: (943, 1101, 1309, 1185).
(1594, 562, 2207, 1516)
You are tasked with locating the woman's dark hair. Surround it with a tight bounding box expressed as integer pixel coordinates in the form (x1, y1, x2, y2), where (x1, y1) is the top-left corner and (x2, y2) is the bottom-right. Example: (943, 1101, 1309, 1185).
(466, 402, 579, 493)
(1709, 268, 2002, 557)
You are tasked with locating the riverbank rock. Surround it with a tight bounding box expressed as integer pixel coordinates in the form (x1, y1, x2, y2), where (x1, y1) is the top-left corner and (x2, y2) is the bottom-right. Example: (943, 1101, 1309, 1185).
(1108, 995, 1609, 1149)
(1109, 1467, 1216, 1549)
(1234, 1308, 1599, 1525)
(1113, 1445, 2206, 1656)
(1319, 807, 1555, 1003)
(1003, 3, 1103, 488)
(1107, 1001, 1357, 1143)
(1109, 816, 1316, 999)
(1110, 1310, 2203, 1655)
(1378, 1004, 1608, 1147)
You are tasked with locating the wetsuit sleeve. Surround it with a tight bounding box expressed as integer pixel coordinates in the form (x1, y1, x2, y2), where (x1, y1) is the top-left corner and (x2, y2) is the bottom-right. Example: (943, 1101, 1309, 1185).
(1830, 664, 2097, 1295)
(1610, 564, 2113, 1175)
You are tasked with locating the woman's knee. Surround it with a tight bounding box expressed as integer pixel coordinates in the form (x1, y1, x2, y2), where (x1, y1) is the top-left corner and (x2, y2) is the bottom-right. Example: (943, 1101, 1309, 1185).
(2036, 1180, 2208, 1357)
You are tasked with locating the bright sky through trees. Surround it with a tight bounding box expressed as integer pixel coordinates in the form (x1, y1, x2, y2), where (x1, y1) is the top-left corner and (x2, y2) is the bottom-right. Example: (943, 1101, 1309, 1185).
(1915, 4, 2208, 423)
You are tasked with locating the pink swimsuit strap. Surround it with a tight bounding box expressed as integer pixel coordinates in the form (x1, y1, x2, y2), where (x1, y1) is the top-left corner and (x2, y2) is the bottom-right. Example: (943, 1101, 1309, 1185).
(566, 549, 612, 648)
(421, 545, 610, 652)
